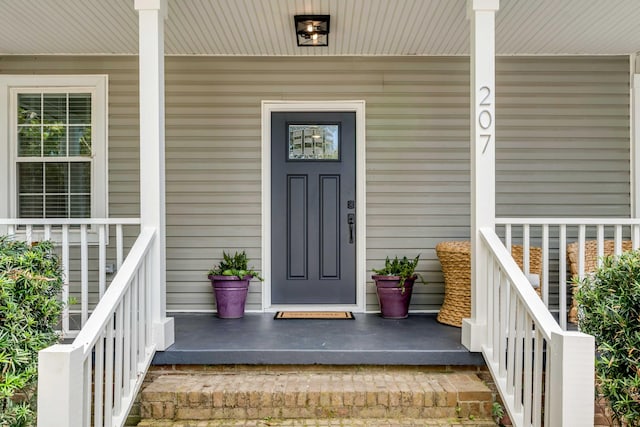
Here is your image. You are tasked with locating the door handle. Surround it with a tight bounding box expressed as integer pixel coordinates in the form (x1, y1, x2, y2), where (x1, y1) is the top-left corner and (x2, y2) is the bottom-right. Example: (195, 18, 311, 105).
(347, 213, 355, 244)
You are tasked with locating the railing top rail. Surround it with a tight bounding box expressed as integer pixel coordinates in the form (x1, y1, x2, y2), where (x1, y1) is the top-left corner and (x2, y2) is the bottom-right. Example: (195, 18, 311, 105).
(0, 218, 141, 225)
(496, 217, 640, 226)
(73, 227, 155, 355)
(480, 227, 563, 341)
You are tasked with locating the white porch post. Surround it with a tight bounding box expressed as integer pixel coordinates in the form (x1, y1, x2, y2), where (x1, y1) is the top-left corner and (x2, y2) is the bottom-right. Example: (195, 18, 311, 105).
(134, 0, 174, 350)
(632, 70, 640, 217)
(462, 0, 499, 351)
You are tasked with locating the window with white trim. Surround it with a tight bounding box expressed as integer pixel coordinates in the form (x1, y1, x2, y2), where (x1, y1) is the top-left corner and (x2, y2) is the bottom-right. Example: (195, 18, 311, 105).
(0, 76, 108, 221)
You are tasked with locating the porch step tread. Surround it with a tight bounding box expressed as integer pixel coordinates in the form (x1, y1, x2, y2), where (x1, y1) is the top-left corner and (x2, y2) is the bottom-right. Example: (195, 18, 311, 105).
(140, 372, 493, 421)
(137, 418, 496, 426)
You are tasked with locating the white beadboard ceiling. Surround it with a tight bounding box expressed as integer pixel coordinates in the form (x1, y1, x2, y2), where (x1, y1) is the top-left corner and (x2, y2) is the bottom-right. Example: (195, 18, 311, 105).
(1, 0, 639, 56)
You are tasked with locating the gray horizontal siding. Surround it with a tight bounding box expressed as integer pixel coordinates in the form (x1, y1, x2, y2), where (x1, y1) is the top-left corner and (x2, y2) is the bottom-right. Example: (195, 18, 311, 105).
(0, 55, 630, 313)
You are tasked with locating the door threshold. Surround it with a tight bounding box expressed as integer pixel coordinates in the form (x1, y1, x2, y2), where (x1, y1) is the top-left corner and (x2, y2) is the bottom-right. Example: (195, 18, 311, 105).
(266, 304, 362, 313)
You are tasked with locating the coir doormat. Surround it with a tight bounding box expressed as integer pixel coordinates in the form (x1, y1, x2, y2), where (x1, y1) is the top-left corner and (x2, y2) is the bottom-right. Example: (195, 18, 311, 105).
(274, 311, 355, 320)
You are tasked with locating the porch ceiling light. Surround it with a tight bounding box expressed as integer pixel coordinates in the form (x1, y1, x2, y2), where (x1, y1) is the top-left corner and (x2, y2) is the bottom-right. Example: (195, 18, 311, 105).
(294, 15, 330, 47)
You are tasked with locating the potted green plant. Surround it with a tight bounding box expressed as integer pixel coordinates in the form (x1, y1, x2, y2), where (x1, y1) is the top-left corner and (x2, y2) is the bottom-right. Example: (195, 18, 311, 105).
(372, 255, 424, 319)
(207, 251, 262, 318)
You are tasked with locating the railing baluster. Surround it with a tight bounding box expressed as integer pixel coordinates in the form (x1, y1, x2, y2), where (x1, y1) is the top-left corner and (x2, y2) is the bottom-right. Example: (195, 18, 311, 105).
(94, 334, 104, 427)
(634, 224, 640, 250)
(114, 301, 124, 416)
(578, 224, 586, 279)
(80, 224, 89, 326)
(116, 224, 124, 270)
(505, 224, 512, 251)
(596, 224, 604, 269)
(44, 224, 51, 240)
(123, 287, 132, 398)
(514, 304, 524, 414)
(542, 224, 549, 305)
(499, 270, 508, 378)
(491, 266, 500, 365)
(523, 224, 530, 276)
(615, 224, 623, 255)
(62, 225, 70, 336)
(26, 225, 33, 245)
(507, 287, 517, 396)
(532, 330, 544, 427)
(99, 224, 107, 298)
(131, 274, 139, 377)
(84, 357, 92, 427)
(559, 225, 567, 331)
(138, 266, 146, 365)
(104, 316, 115, 426)
(523, 313, 533, 425)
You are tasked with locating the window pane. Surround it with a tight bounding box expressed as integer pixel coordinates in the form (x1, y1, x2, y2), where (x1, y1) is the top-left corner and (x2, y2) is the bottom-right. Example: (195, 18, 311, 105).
(45, 195, 68, 218)
(43, 125, 67, 157)
(70, 195, 90, 218)
(18, 94, 41, 125)
(45, 162, 68, 194)
(19, 195, 43, 218)
(70, 162, 91, 193)
(288, 124, 339, 160)
(69, 93, 91, 124)
(69, 126, 91, 156)
(43, 93, 66, 124)
(18, 163, 43, 194)
(18, 126, 42, 156)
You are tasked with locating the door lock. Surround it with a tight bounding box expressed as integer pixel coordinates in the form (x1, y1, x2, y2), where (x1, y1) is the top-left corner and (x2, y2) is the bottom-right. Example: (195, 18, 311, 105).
(347, 213, 355, 244)
(347, 200, 355, 209)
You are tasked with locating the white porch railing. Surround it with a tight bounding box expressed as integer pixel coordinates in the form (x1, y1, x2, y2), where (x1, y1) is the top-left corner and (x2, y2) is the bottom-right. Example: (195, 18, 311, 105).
(495, 218, 640, 330)
(0, 218, 141, 337)
(37, 227, 156, 427)
(480, 227, 595, 427)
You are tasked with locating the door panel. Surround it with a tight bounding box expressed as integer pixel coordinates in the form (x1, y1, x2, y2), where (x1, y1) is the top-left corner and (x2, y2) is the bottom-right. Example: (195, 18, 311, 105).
(271, 112, 356, 304)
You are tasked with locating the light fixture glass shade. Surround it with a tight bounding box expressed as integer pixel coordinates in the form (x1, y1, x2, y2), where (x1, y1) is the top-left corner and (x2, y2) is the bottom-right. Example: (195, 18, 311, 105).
(294, 15, 330, 47)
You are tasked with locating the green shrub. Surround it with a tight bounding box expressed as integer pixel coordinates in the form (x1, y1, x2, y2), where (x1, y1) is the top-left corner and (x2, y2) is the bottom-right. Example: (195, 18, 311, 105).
(0, 237, 63, 427)
(575, 250, 640, 427)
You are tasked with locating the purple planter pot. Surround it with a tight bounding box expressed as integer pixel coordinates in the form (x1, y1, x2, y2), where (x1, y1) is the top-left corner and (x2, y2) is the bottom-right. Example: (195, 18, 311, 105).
(208, 275, 252, 319)
(372, 275, 415, 319)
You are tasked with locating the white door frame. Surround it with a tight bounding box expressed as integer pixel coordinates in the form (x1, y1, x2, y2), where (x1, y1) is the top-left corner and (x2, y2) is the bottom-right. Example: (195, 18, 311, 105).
(261, 100, 366, 312)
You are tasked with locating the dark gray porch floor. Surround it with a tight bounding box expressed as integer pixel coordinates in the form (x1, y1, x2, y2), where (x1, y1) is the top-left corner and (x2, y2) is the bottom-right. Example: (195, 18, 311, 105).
(152, 313, 484, 366)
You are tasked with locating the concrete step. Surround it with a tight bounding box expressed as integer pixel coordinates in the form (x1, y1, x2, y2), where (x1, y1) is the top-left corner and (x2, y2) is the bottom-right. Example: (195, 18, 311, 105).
(138, 371, 495, 423)
(137, 418, 496, 426)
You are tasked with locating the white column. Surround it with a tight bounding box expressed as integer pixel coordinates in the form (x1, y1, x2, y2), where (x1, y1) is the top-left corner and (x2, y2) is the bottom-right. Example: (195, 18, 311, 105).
(632, 72, 640, 217)
(135, 0, 173, 350)
(462, 0, 499, 351)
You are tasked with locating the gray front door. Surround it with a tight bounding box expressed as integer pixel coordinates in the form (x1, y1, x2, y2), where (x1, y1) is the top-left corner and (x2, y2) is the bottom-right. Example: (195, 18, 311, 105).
(271, 112, 356, 304)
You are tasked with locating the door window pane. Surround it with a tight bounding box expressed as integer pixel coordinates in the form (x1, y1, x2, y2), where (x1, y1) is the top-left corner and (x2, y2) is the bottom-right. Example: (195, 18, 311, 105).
(288, 124, 339, 160)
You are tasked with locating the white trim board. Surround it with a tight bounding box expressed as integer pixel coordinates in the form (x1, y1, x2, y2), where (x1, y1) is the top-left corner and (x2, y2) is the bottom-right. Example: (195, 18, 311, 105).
(261, 100, 367, 313)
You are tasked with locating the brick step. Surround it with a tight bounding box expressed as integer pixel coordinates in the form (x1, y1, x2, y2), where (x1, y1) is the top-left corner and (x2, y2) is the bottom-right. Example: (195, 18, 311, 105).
(139, 371, 494, 422)
(137, 418, 496, 426)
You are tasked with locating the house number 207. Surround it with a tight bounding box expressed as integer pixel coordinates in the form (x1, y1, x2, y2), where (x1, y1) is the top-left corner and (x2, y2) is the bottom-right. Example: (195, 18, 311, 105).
(478, 86, 492, 154)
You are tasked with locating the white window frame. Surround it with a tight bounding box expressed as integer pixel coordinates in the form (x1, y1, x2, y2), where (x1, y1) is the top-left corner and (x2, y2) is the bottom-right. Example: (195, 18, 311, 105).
(0, 75, 108, 238)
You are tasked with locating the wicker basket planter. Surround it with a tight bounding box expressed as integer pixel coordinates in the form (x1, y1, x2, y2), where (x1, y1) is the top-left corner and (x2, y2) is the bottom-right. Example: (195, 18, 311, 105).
(435, 241, 543, 327)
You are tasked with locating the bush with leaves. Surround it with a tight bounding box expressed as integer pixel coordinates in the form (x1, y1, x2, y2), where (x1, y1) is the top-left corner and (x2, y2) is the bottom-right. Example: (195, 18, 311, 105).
(575, 250, 640, 427)
(0, 237, 63, 427)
